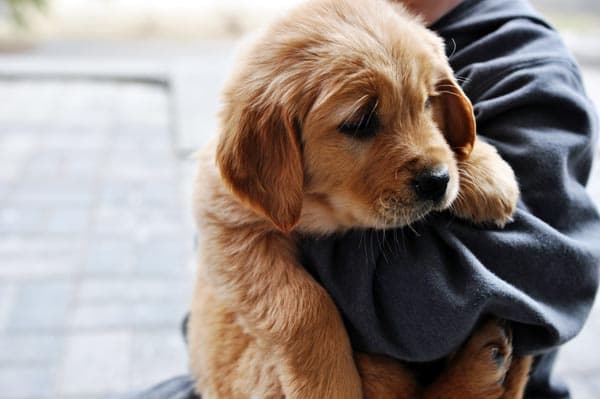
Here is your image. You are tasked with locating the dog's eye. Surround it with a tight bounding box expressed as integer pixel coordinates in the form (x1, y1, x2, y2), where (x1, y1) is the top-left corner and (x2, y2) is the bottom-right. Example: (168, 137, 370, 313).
(339, 100, 379, 139)
(338, 115, 379, 139)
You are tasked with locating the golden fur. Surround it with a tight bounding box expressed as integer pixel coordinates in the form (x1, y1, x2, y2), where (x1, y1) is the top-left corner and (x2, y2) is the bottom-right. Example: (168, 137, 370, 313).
(189, 0, 529, 398)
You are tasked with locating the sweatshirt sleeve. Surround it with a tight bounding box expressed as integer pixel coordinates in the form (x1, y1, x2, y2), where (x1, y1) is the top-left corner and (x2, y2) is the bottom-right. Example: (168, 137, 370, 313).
(299, 58, 600, 362)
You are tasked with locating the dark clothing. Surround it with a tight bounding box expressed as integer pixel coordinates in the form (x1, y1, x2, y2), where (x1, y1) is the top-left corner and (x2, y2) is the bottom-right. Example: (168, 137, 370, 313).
(118, 0, 599, 398)
(300, 0, 600, 397)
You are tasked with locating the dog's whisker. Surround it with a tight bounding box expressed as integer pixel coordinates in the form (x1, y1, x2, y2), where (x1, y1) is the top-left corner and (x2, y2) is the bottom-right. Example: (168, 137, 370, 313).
(448, 38, 457, 58)
(360, 230, 369, 263)
(454, 74, 471, 84)
(406, 221, 419, 236)
(380, 229, 391, 264)
(368, 230, 376, 264)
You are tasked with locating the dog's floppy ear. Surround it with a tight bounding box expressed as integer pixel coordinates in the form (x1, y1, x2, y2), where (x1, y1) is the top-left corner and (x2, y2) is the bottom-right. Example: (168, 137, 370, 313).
(433, 78, 476, 159)
(216, 101, 303, 233)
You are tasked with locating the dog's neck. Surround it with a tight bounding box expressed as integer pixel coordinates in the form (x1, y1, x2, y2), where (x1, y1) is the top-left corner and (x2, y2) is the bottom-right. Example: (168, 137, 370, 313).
(296, 194, 347, 235)
(296, 193, 374, 236)
(398, 0, 463, 25)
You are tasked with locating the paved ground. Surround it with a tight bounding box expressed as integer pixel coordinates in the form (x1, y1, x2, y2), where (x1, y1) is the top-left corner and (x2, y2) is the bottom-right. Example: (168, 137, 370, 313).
(0, 80, 195, 398)
(0, 43, 599, 399)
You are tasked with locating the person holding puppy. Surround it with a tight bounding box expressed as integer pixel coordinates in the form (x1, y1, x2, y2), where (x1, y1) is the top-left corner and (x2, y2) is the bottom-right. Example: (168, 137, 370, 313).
(121, 0, 600, 398)
(299, 1, 600, 398)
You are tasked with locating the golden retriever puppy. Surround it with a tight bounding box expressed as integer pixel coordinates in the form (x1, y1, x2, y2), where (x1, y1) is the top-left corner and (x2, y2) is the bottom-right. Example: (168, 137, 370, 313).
(188, 0, 530, 398)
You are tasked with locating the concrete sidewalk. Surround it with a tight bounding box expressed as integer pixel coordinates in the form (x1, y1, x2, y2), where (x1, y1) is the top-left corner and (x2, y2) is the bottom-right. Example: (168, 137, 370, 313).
(0, 80, 195, 398)
(0, 40, 599, 398)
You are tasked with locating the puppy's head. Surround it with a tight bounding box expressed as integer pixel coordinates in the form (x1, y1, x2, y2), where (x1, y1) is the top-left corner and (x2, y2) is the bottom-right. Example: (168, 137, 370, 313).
(216, 0, 475, 232)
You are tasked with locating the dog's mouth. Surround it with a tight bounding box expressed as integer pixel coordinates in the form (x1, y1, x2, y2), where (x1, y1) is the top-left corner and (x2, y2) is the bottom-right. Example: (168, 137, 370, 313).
(373, 184, 458, 228)
(374, 201, 436, 228)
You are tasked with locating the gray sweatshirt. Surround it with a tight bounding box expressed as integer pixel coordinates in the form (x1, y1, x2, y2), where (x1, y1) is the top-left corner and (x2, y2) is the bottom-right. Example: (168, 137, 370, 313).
(300, 1, 600, 397)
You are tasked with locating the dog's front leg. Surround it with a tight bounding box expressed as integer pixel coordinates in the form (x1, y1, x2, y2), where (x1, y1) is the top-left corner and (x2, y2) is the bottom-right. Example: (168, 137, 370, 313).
(205, 227, 363, 399)
(451, 138, 519, 227)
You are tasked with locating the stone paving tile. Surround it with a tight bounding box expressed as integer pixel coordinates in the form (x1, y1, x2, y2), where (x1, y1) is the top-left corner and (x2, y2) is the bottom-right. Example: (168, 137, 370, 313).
(130, 330, 189, 390)
(84, 237, 136, 276)
(26, 152, 92, 181)
(134, 209, 185, 238)
(135, 236, 190, 277)
(78, 278, 192, 303)
(0, 158, 26, 181)
(0, 178, 12, 201)
(42, 131, 108, 151)
(68, 303, 133, 330)
(0, 333, 64, 364)
(59, 330, 132, 397)
(69, 279, 192, 330)
(92, 206, 139, 235)
(131, 301, 189, 327)
(0, 366, 56, 399)
(0, 205, 47, 235)
(67, 298, 188, 330)
(0, 236, 83, 279)
(111, 127, 171, 152)
(0, 284, 17, 331)
(45, 208, 92, 235)
(7, 280, 75, 332)
(11, 179, 96, 208)
(98, 179, 142, 204)
(0, 258, 79, 280)
(590, 376, 600, 394)
(0, 235, 85, 255)
(0, 133, 38, 157)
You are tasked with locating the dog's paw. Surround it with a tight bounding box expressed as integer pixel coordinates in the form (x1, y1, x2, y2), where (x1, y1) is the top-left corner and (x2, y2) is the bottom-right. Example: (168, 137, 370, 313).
(438, 319, 513, 399)
(500, 355, 533, 399)
(451, 140, 519, 228)
(453, 319, 512, 398)
(462, 319, 513, 384)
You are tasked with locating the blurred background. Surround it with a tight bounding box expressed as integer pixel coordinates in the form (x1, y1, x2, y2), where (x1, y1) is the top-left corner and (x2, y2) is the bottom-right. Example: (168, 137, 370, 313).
(0, 0, 598, 398)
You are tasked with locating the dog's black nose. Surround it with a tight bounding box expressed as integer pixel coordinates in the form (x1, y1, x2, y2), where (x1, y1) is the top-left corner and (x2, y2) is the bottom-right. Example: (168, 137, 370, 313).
(413, 167, 449, 202)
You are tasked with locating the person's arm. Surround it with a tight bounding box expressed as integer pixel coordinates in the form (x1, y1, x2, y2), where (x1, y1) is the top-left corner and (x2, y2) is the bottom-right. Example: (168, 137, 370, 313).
(458, 58, 599, 350)
(299, 57, 600, 362)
